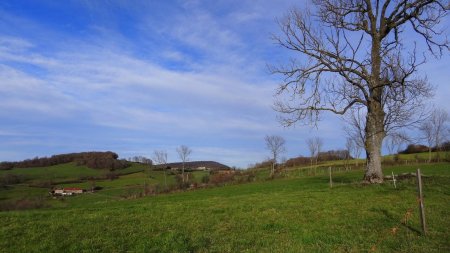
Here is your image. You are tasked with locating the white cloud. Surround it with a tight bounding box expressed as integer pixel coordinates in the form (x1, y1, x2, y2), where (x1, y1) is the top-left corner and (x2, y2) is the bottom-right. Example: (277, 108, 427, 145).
(1, 0, 447, 167)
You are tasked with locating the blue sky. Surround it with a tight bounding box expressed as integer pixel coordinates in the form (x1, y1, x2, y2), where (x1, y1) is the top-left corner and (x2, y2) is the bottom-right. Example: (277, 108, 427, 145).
(0, 0, 449, 167)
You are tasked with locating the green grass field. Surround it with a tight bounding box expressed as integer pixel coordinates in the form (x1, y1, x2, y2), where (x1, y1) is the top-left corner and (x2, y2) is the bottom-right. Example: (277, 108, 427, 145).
(0, 160, 449, 252)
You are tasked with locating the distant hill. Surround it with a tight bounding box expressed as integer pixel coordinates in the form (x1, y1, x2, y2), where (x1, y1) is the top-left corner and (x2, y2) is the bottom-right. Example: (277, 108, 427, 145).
(158, 161, 231, 171)
(0, 151, 129, 171)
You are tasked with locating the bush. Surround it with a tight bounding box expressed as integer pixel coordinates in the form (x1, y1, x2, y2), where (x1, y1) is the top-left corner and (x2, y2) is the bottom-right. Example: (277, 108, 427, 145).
(201, 174, 210, 184)
(393, 154, 400, 162)
(29, 180, 54, 188)
(209, 172, 235, 186)
(105, 172, 119, 180)
(0, 174, 27, 186)
(400, 144, 429, 154)
(0, 197, 48, 211)
(284, 156, 310, 167)
(0, 162, 14, 170)
(175, 174, 191, 189)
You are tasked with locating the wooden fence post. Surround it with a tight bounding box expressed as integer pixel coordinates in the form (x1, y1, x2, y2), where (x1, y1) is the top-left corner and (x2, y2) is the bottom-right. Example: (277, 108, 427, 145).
(329, 167, 332, 188)
(416, 168, 427, 235)
(391, 171, 396, 189)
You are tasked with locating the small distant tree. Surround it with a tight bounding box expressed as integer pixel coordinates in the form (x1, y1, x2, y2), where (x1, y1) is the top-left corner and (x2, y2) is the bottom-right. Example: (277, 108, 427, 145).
(384, 132, 410, 164)
(420, 108, 449, 162)
(89, 180, 96, 192)
(153, 150, 168, 188)
(176, 145, 192, 183)
(386, 132, 410, 154)
(344, 109, 366, 167)
(264, 135, 286, 177)
(307, 137, 323, 174)
(345, 138, 355, 169)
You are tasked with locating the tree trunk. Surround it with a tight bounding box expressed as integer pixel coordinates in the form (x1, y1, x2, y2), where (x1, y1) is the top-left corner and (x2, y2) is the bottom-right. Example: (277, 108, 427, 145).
(164, 167, 167, 189)
(428, 148, 432, 163)
(364, 101, 385, 183)
(182, 163, 185, 183)
(363, 29, 386, 184)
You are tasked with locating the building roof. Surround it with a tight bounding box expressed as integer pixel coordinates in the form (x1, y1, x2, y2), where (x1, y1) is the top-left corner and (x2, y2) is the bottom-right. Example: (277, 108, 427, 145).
(64, 187, 83, 191)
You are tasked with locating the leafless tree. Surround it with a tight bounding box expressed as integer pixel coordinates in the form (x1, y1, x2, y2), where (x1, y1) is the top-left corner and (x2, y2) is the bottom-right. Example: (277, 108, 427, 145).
(385, 131, 410, 155)
(420, 121, 434, 162)
(345, 137, 355, 169)
(431, 109, 449, 159)
(420, 108, 449, 162)
(307, 137, 323, 174)
(265, 135, 286, 177)
(153, 150, 168, 188)
(344, 109, 365, 166)
(271, 0, 447, 183)
(344, 108, 366, 150)
(176, 145, 192, 183)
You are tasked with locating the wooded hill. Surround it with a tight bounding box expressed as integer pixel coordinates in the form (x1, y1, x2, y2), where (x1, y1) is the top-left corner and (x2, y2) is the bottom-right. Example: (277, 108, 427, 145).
(0, 151, 129, 171)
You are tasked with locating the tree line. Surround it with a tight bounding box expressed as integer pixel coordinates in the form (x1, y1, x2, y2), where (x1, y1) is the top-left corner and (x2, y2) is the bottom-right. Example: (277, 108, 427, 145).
(0, 151, 129, 171)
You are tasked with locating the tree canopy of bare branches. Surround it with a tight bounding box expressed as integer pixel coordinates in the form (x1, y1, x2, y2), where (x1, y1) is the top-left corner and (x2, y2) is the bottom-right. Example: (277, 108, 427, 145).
(385, 131, 410, 155)
(307, 137, 323, 168)
(153, 150, 168, 188)
(272, 0, 448, 183)
(264, 135, 286, 176)
(176, 145, 192, 183)
(420, 108, 449, 162)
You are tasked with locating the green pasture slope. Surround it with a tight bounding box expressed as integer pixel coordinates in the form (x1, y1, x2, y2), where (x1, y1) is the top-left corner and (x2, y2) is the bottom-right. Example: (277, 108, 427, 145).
(1, 163, 449, 252)
(0, 162, 209, 203)
(0, 162, 149, 202)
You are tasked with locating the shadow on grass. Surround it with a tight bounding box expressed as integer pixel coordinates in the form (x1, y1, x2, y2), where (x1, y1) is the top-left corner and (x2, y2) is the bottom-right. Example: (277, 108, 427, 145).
(376, 208, 422, 235)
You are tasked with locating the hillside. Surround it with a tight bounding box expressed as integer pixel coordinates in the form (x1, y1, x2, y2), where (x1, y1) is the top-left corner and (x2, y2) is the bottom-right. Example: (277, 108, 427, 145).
(0, 151, 129, 170)
(161, 161, 231, 171)
(0, 163, 449, 252)
(0, 153, 449, 252)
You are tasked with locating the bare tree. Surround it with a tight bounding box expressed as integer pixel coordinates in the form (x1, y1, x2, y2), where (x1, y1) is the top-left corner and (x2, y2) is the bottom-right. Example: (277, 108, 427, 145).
(345, 137, 355, 169)
(420, 108, 449, 162)
(307, 138, 317, 168)
(307, 137, 323, 174)
(176, 145, 192, 183)
(272, 0, 447, 183)
(420, 121, 434, 162)
(431, 108, 449, 161)
(344, 109, 366, 166)
(265, 135, 286, 177)
(385, 131, 410, 155)
(153, 150, 168, 188)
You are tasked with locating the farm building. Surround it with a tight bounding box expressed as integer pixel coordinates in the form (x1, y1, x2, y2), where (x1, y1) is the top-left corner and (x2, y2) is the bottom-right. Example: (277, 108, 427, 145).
(51, 187, 84, 196)
(160, 161, 231, 171)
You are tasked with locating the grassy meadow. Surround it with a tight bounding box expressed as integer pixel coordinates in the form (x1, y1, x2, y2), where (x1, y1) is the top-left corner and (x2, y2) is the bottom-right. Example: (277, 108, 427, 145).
(0, 158, 449, 252)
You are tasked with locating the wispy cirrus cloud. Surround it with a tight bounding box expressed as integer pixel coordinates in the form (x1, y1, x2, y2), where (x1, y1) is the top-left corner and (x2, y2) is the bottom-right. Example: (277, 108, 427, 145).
(1, 0, 447, 167)
(0, 28, 282, 166)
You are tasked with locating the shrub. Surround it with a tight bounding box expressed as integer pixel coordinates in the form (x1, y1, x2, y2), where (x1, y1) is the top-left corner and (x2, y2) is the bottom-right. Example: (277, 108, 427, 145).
(393, 154, 400, 162)
(209, 172, 235, 186)
(201, 174, 210, 184)
(400, 144, 429, 154)
(0, 197, 48, 211)
(0, 174, 27, 186)
(105, 172, 119, 180)
(175, 174, 191, 189)
(0, 162, 14, 170)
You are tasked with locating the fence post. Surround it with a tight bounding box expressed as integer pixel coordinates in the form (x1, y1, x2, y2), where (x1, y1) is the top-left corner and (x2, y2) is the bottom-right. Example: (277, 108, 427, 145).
(416, 168, 427, 235)
(329, 167, 332, 188)
(391, 171, 396, 189)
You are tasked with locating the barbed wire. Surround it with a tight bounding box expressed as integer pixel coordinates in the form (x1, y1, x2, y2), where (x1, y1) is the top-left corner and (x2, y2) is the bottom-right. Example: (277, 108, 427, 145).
(369, 207, 415, 252)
